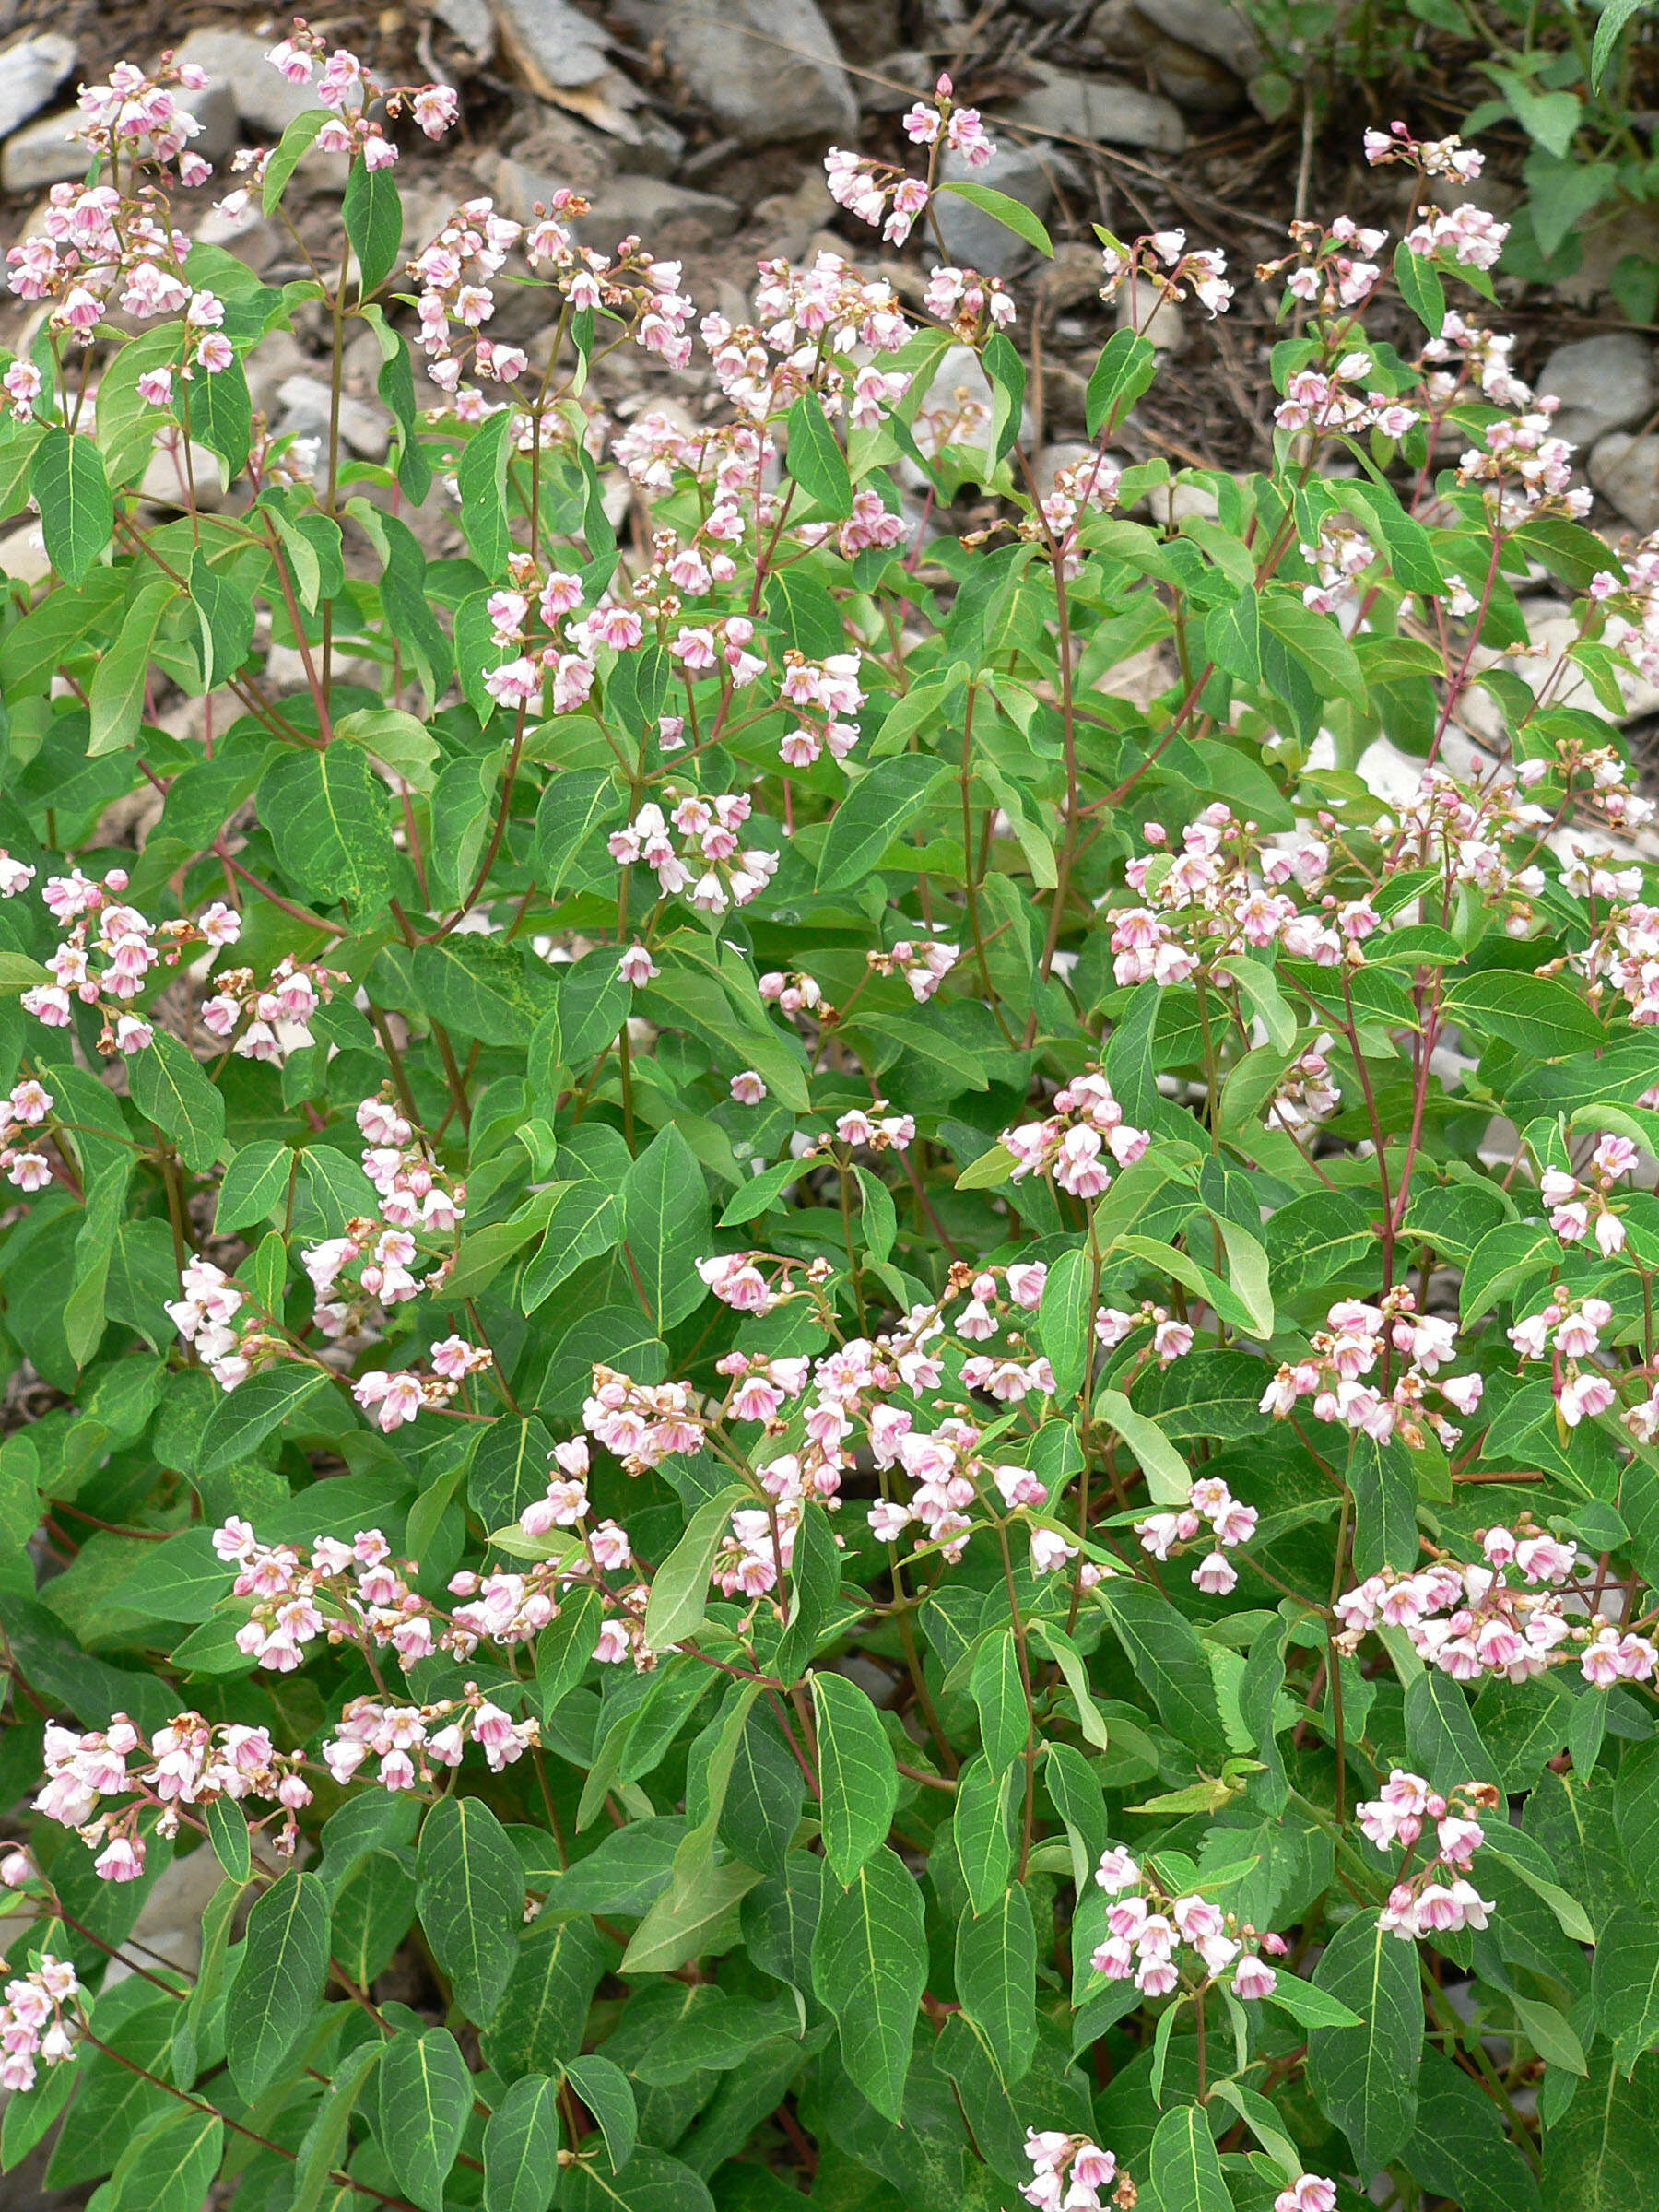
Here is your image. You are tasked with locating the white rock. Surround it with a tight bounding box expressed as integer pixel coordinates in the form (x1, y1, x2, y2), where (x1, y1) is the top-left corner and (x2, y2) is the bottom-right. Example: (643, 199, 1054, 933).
(1590, 429, 1659, 535)
(176, 29, 324, 136)
(907, 342, 1033, 477)
(1540, 331, 1656, 454)
(1116, 276, 1185, 353)
(935, 143, 1054, 276)
(0, 33, 75, 142)
(0, 524, 49, 585)
(611, 0, 857, 146)
(490, 0, 612, 94)
(1008, 64, 1187, 153)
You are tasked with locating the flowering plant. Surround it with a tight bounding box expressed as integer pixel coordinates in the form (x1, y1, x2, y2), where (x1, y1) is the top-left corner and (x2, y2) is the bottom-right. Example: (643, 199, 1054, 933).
(0, 35, 1656, 2212)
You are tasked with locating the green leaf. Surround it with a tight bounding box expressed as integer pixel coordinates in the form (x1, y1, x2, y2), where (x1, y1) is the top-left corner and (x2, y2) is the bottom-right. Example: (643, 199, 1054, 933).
(1264, 1187, 1373, 1301)
(31, 428, 112, 584)
(564, 2054, 637, 2174)
(955, 1887, 1037, 2086)
(88, 581, 176, 756)
(952, 1757, 1018, 1912)
(206, 1796, 251, 1886)
(129, 1032, 225, 1172)
(1147, 2102, 1230, 2212)
(983, 330, 1026, 465)
(289, 2043, 381, 2212)
(815, 756, 943, 894)
(534, 768, 623, 896)
(619, 1856, 761, 1972)
(811, 1847, 928, 2122)
(1592, 0, 1646, 86)
(1443, 969, 1606, 1056)
(378, 2028, 473, 2212)
(1205, 585, 1262, 685)
(1393, 238, 1446, 335)
(1086, 329, 1159, 437)
(936, 180, 1053, 258)
(1305, 1910, 1423, 2171)
(343, 158, 403, 295)
(1094, 1388, 1191, 1506)
(1094, 1582, 1230, 1764)
(623, 1124, 713, 1330)
(1038, 1245, 1092, 1403)
(263, 108, 328, 213)
(216, 1141, 294, 1236)
(785, 394, 853, 519)
(258, 745, 392, 919)
(482, 1914, 606, 2081)
(643, 1485, 748, 1654)
(418, 1794, 526, 2021)
(1542, 2051, 1659, 2210)
(970, 1627, 1030, 1775)
(459, 409, 512, 575)
(484, 2074, 560, 2212)
(108, 2105, 223, 2212)
(1400, 2049, 1541, 2212)
(812, 1668, 900, 1881)
(225, 1869, 332, 2100)
(197, 1363, 329, 1473)
(1593, 1902, 1659, 2075)
(191, 355, 253, 485)
(191, 547, 256, 694)
(1263, 1973, 1363, 2031)
(335, 706, 439, 793)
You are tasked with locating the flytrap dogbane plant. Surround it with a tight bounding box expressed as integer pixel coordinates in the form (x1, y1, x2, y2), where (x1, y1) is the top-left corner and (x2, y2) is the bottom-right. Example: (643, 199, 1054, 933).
(1, 30, 1659, 2212)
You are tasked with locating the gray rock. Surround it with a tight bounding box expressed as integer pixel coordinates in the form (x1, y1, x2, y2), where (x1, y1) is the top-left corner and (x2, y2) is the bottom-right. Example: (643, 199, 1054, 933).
(0, 33, 74, 142)
(436, 0, 498, 63)
(1007, 64, 1188, 153)
(176, 29, 324, 137)
(861, 49, 938, 112)
(1539, 331, 1657, 454)
(1131, 0, 1262, 83)
(612, 0, 857, 146)
(577, 171, 739, 248)
(1131, 23, 1243, 113)
(491, 0, 612, 96)
(0, 524, 48, 584)
(1590, 430, 1659, 534)
(138, 434, 228, 510)
(1116, 274, 1185, 353)
(276, 374, 390, 460)
(1, 109, 87, 191)
(935, 142, 1054, 277)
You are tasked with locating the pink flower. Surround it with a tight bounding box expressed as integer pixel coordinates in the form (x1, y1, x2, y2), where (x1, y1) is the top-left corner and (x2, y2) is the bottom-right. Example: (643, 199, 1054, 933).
(729, 1071, 767, 1105)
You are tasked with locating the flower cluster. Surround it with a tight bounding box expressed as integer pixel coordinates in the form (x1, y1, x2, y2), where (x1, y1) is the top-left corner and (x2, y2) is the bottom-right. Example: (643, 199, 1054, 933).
(35, 1712, 310, 1878)
(1540, 1133, 1637, 1256)
(607, 793, 780, 917)
(1111, 805, 1339, 987)
(0, 1077, 54, 1194)
(1134, 1474, 1259, 1595)
(323, 1688, 539, 1791)
(1000, 1072, 1151, 1199)
(15, 865, 244, 1058)
(1258, 1287, 1484, 1449)
(823, 72, 992, 248)
(1509, 1294, 1618, 1428)
(200, 955, 350, 1063)
(0, 1956, 80, 2094)
(1020, 2132, 1124, 2212)
(1358, 1771, 1497, 1940)
(866, 937, 960, 1002)
(1333, 1523, 1658, 1688)
(1090, 1846, 1287, 1998)
(1099, 228, 1234, 319)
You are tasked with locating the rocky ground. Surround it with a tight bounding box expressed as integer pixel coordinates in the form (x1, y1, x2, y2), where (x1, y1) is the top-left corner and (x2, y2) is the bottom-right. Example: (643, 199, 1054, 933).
(0, 0, 1650, 509)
